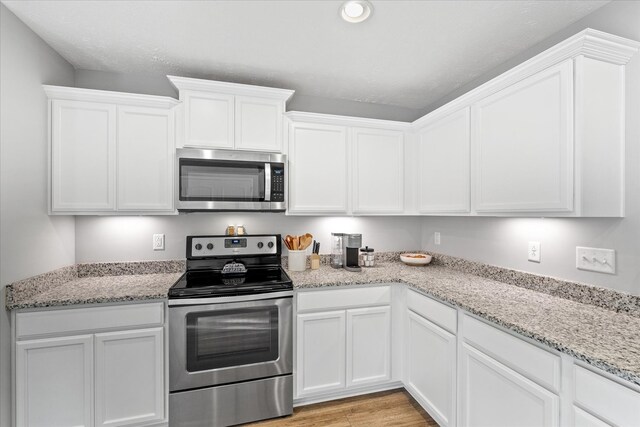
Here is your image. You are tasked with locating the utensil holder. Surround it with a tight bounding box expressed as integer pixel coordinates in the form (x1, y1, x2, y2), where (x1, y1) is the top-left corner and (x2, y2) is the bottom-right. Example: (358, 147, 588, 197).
(288, 250, 307, 272)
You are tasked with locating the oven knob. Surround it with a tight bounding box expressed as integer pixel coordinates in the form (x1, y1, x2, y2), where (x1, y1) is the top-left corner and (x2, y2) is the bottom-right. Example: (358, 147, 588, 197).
(267, 241, 274, 249)
(257, 242, 264, 249)
(207, 243, 214, 250)
(195, 244, 202, 250)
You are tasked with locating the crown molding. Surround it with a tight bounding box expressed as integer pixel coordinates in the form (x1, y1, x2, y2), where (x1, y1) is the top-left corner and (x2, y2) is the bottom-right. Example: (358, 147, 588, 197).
(285, 111, 410, 130)
(413, 28, 639, 129)
(43, 85, 180, 109)
(167, 75, 295, 101)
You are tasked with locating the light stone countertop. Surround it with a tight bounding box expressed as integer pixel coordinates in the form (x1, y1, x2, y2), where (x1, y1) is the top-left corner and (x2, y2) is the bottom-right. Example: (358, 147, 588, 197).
(289, 263, 640, 387)
(5, 260, 639, 387)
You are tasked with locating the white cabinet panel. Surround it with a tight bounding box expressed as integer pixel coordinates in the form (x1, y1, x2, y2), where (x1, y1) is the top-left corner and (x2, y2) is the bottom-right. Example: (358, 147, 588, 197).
(474, 59, 573, 213)
(406, 290, 457, 334)
(573, 407, 611, 427)
(235, 96, 283, 152)
(51, 100, 116, 211)
(182, 90, 234, 149)
(297, 286, 391, 312)
(352, 127, 404, 213)
(406, 311, 456, 427)
(296, 311, 346, 396)
(95, 328, 165, 427)
(117, 106, 174, 211)
(289, 122, 348, 213)
(346, 306, 391, 387)
(418, 107, 470, 213)
(573, 365, 640, 427)
(460, 343, 559, 427)
(16, 335, 93, 427)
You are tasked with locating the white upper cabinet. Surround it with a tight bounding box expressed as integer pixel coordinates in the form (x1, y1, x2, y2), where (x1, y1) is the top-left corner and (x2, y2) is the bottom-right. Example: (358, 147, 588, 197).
(168, 76, 293, 153)
(410, 29, 638, 217)
(235, 95, 284, 152)
(288, 121, 348, 214)
(45, 86, 179, 215)
(416, 107, 470, 214)
(352, 127, 404, 214)
(117, 105, 175, 211)
(474, 60, 574, 213)
(51, 100, 117, 212)
(286, 112, 410, 215)
(181, 90, 234, 149)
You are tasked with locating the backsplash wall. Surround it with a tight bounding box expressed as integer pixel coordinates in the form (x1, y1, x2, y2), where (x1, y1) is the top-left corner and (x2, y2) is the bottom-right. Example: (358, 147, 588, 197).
(74, 215, 423, 262)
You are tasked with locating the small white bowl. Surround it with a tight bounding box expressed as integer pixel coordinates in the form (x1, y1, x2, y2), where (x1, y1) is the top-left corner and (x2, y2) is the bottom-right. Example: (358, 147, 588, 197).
(400, 253, 432, 266)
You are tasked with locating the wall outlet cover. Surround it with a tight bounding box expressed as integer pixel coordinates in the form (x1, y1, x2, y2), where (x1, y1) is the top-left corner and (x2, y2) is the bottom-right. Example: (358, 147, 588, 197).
(434, 232, 441, 245)
(528, 241, 541, 263)
(153, 234, 165, 251)
(576, 246, 615, 275)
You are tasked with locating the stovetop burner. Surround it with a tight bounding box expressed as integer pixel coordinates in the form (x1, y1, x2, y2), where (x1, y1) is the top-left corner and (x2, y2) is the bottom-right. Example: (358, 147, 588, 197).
(168, 234, 292, 299)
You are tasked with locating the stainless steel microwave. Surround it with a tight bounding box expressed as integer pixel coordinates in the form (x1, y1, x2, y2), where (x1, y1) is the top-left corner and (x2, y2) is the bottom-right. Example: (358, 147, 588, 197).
(176, 148, 286, 212)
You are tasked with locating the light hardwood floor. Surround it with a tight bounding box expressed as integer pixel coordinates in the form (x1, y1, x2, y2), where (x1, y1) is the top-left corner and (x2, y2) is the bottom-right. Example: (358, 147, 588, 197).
(246, 389, 438, 426)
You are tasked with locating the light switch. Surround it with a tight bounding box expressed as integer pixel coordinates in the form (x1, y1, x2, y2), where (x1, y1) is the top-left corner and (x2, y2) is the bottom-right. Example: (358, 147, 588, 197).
(576, 247, 615, 274)
(528, 241, 541, 263)
(153, 234, 165, 251)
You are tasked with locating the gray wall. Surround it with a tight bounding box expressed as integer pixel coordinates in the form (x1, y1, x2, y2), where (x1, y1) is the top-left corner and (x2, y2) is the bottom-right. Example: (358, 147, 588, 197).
(74, 69, 419, 122)
(421, 0, 640, 295)
(75, 215, 423, 262)
(0, 4, 76, 425)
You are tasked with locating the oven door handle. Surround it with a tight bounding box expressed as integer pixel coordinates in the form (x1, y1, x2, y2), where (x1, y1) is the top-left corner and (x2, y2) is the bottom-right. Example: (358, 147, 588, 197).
(168, 290, 293, 306)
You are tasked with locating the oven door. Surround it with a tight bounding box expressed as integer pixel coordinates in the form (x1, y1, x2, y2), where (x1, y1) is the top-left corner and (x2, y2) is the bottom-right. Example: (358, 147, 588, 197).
(176, 148, 286, 211)
(169, 294, 292, 392)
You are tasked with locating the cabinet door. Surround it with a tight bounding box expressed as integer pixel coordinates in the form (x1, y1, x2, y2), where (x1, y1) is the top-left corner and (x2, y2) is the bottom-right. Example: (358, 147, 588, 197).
(16, 335, 93, 427)
(95, 328, 165, 427)
(235, 96, 283, 152)
(406, 311, 456, 427)
(181, 90, 234, 149)
(352, 128, 404, 214)
(296, 311, 346, 397)
(474, 59, 573, 213)
(288, 122, 348, 213)
(418, 108, 470, 213)
(460, 343, 559, 427)
(117, 106, 175, 211)
(346, 306, 391, 387)
(51, 100, 116, 212)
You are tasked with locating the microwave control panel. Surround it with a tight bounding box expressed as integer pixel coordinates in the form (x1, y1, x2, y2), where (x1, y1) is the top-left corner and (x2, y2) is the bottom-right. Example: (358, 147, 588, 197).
(270, 163, 285, 202)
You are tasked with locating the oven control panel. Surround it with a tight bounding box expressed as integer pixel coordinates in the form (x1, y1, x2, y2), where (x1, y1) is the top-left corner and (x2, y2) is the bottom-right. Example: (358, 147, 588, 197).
(189, 235, 278, 257)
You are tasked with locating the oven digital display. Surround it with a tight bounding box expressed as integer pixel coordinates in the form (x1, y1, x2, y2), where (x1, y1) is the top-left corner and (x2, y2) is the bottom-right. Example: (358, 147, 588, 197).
(224, 238, 247, 248)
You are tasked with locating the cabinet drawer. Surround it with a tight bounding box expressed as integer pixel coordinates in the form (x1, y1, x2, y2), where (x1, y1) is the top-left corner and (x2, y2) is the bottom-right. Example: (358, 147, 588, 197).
(574, 365, 640, 427)
(297, 286, 391, 312)
(16, 302, 164, 338)
(462, 315, 560, 392)
(407, 289, 457, 334)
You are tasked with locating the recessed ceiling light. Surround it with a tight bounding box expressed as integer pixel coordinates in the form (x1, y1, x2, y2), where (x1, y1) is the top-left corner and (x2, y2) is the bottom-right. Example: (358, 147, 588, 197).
(341, 0, 373, 23)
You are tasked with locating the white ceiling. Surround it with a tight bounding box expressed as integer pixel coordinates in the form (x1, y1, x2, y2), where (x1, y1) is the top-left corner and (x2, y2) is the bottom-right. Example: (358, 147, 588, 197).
(3, 0, 609, 110)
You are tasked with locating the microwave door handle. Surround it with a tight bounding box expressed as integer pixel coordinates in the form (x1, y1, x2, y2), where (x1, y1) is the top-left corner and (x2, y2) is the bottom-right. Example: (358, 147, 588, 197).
(264, 163, 271, 202)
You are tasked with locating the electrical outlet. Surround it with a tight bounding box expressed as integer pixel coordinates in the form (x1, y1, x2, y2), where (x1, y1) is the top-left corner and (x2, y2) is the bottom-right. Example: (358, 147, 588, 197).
(576, 247, 615, 274)
(434, 232, 441, 245)
(528, 241, 541, 263)
(153, 234, 165, 251)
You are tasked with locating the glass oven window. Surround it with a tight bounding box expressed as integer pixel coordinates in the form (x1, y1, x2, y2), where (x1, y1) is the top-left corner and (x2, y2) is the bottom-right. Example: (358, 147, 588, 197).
(180, 159, 265, 201)
(186, 307, 279, 372)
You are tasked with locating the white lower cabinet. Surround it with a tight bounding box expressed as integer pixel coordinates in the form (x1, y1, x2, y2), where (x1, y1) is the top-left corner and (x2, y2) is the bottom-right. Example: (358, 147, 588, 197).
(405, 311, 456, 427)
(16, 335, 94, 427)
(296, 311, 347, 396)
(13, 303, 166, 427)
(295, 287, 393, 400)
(346, 306, 391, 387)
(95, 328, 165, 427)
(460, 343, 560, 427)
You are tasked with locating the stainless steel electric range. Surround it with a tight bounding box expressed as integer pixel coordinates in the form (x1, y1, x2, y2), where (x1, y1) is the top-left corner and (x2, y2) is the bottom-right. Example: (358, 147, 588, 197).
(168, 234, 293, 427)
